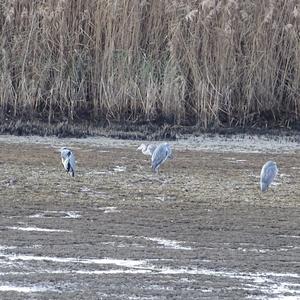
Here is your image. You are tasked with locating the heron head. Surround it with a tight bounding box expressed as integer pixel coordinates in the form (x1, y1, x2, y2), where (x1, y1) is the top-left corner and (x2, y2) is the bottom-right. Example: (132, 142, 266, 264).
(59, 147, 68, 153)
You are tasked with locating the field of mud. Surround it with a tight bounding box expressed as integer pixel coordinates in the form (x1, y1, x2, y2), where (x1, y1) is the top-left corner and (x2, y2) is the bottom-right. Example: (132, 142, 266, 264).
(0, 135, 299, 299)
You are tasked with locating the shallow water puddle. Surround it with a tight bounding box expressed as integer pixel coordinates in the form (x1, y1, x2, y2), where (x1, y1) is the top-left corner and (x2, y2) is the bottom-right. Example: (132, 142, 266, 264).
(63, 269, 151, 275)
(0, 252, 299, 296)
(99, 207, 119, 213)
(111, 235, 192, 250)
(229, 159, 248, 164)
(142, 237, 192, 251)
(0, 246, 299, 297)
(0, 246, 17, 251)
(28, 211, 81, 219)
(0, 285, 55, 293)
(0, 253, 146, 269)
(279, 235, 300, 239)
(62, 211, 81, 218)
(248, 296, 300, 300)
(237, 246, 298, 253)
(1, 251, 298, 280)
(6, 226, 72, 233)
(113, 166, 126, 172)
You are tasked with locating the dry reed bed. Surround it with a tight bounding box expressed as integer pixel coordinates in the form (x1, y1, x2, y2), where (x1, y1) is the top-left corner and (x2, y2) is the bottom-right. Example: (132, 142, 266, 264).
(0, 0, 299, 128)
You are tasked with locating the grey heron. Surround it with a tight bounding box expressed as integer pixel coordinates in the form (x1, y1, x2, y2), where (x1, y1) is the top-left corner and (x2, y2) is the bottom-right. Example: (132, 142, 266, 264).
(151, 143, 172, 174)
(60, 147, 76, 177)
(260, 160, 278, 192)
(137, 143, 156, 156)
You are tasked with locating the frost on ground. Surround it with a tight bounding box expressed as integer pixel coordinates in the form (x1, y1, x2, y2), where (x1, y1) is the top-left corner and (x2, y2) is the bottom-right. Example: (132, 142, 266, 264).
(0, 133, 298, 153)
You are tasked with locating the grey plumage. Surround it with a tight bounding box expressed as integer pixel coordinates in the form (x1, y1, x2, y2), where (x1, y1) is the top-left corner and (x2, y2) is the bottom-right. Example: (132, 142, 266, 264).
(151, 143, 172, 174)
(60, 147, 76, 177)
(260, 160, 278, 192)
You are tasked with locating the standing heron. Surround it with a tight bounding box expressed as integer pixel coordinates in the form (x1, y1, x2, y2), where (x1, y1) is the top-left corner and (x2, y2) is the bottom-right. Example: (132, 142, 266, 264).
(60, 147, 76, 177)
(260, 160, 278, 192)
(137, 143, 156, 156)
(151, 143, 172, 174)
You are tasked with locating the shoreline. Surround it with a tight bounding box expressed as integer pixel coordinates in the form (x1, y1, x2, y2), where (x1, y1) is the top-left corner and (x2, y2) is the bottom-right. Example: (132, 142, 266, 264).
(0, 133, 298, 154)
(0, 120, 299, 141)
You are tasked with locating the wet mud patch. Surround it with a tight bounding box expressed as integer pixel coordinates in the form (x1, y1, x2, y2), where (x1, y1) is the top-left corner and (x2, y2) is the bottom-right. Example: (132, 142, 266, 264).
(0, 135, 299, 299)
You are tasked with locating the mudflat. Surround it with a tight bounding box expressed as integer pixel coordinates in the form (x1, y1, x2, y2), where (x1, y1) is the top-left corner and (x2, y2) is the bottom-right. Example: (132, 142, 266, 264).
(0, 135, 299, 299)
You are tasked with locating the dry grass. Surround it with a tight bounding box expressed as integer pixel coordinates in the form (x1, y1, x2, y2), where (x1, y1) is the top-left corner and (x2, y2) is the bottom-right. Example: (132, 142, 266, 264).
(0, 0, 299, 128)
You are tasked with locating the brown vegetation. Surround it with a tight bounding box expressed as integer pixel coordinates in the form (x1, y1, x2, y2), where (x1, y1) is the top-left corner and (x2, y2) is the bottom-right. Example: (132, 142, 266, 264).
(0, 0, 299, 129)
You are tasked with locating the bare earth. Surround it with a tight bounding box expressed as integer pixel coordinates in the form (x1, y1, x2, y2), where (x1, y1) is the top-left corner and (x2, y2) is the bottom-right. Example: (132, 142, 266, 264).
(0, 135, 299, 300)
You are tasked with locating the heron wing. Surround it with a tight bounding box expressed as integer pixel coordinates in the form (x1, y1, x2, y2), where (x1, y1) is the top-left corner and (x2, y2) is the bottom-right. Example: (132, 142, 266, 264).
(151, 144, 168, 168)
(166, 144, 172, 159)
(69, 152, 76, 172)
(261, 164, 278, 186)
(61, 148, 70, 160)
(148, 144, 156, 155)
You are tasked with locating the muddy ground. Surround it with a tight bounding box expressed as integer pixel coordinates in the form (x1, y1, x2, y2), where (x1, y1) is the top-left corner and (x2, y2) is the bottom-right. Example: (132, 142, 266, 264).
(0, 135, 299, 299)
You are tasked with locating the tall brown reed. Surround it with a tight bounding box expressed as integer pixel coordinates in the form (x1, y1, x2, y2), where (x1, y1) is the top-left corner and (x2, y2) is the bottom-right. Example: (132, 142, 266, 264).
(0, 0, 299, 128)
